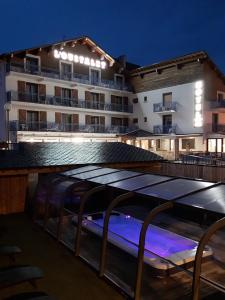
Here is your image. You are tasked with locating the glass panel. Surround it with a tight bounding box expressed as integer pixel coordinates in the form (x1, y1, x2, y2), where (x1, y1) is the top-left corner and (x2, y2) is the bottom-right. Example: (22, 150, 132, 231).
(109, 174, 171, 191)
(176, 184, 225, 214)
(115, 76, 123, 89)
(61, 165, 101, 176)
(26, 56, 39, 73)
(90, 69, 100, 84)
(72, 168, 119, 180)
(26, 83, 38, 102)
(61, 63, 72, 80)
(217, 139, 222, 153)
(163, 92, 172, 106)
(137, 178, 214, 200)
(208, 139, 217, 152)
(90, 170, 140, 184)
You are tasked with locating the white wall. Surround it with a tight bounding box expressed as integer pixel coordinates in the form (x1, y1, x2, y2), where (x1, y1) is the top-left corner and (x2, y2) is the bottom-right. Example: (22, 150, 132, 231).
(133, 81, 204, 135)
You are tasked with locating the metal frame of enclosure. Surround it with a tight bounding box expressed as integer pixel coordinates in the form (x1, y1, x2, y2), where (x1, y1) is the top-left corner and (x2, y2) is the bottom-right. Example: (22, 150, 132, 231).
(33, 165, 225, 300)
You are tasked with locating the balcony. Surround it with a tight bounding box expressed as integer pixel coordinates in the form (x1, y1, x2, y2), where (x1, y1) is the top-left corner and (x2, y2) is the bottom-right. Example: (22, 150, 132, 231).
(153, 102, 177, 113)
(153, 125, 177, 134)
(7, 91, 133, 113)
(6, 63, 132, 91)
(9, 121, 136, 134)
(209, 100, 225, 109)
(205, 123, 225, 134)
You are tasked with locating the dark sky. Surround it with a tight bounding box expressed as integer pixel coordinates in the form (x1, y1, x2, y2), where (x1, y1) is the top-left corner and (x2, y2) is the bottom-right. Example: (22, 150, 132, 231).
(1, 0, 225, 72)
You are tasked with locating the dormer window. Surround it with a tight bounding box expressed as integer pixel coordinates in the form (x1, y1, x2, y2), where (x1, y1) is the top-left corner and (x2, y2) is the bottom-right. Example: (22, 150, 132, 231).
(25, 55, 40, 74)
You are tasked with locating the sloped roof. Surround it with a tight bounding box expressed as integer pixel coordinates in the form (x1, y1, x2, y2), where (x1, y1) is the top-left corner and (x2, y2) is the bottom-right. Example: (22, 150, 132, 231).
(120, 129, 153, 138)
(0, 36, 115, 65)
(0, 142, 163, 170)
(130, 51, 225, 82)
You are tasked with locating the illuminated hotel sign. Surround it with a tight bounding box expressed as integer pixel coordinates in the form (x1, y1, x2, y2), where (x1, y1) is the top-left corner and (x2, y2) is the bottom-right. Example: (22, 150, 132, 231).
(194, 80, 203, 127)
(54, 49, 107, 69)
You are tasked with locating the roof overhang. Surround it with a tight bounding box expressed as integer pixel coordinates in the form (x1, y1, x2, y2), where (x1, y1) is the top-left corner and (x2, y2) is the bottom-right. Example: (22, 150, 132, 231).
(0, 36, 115, 66)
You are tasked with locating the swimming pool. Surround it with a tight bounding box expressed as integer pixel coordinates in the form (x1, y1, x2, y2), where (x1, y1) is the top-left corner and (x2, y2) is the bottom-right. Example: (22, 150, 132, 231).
(75, 211, 212, 271)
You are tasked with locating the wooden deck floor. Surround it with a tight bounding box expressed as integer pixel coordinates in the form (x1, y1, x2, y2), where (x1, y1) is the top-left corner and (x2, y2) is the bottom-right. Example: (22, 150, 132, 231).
(2, 209, 225, 300)
(0, 213, 124, 300)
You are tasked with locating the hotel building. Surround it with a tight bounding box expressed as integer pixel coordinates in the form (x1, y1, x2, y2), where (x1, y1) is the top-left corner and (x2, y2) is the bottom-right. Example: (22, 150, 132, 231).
(0, 37, 135, 144)
(0, 37, 225, 158)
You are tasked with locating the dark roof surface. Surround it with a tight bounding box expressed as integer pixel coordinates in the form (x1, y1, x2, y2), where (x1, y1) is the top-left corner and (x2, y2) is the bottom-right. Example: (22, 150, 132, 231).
(0, 142, 163, 170)
(121, 129, 153, 138)
(130, 51, 208, 74)
(129, 51, 225, 82)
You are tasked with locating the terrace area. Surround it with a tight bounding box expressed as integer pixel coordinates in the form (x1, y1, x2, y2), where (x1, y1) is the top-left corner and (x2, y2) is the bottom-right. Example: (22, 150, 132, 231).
(6, 63, 132, 92)
(7, 91, 133, 113)
(9, 121, 135, 134)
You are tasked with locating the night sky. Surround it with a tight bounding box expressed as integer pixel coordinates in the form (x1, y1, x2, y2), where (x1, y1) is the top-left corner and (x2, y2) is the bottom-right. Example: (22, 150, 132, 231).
(1, 0, 225, 72)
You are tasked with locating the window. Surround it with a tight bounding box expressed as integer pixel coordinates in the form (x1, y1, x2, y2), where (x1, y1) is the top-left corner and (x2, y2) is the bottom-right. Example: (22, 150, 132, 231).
(26, 56, 39, 73)
(90, 69, 100, 84)
(114, 96, 123, 105)
(156, 139, 161, 150)
(91, 92, 100, 103)
(26, 83, 38, 102)
(27, 111, 39, 130)
(61, 62, 72, 80)
(62, 114, 72, 131)
(170, 139, 175, 151)
(133, 98, 138, 104)
(217, 92, 225, 101)
(163, 92, 172, 107)
(62, 88, 71, 99)
(133, 118, 138, 124)
(115, 75, 124, 89)
(181, 139, 195, 150)
(212, 113, 218, 132)
(112, 117, 123, 126)
(144, 117, 147, 122)
(144, 96, 147, 102)
(62, 88, 71, 105)
(207, 138, 222, 153)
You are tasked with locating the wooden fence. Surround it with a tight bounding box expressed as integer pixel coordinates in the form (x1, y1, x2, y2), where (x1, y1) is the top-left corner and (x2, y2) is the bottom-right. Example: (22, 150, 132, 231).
(159, 162, 225, 182)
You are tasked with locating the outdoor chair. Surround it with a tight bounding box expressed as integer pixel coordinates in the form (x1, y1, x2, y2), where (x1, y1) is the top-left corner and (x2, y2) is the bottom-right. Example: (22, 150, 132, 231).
(0, 265, 43, 289)
(0, 245, 22, 262)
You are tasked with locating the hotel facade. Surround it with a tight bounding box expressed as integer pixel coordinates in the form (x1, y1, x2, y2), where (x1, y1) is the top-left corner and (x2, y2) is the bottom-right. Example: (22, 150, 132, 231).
(0, 37, 225, 158)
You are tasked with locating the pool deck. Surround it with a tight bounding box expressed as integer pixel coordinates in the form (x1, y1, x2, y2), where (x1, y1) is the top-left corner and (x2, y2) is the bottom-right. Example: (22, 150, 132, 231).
(1, 211, 225, 299)
(0, 213, 124, 300)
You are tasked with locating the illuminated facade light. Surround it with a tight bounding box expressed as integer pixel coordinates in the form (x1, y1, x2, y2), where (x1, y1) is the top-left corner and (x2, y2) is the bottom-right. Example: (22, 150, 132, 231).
(195, 88, 203, 96)
(195, 81, 203, 89)
(194, 80, 203, 127)
(53, 49, 108, 69)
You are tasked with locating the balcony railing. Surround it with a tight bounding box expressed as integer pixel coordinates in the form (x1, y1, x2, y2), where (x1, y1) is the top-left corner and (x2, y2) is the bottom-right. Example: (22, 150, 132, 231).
(9, 121, 136, 134)
(7, 91, 133, 113)
(153, 102, 177, 113)
(153, 125, 177, 134)
(205, 123, 225, 134)
(209, 100, 225, 109)
(6, 62, 132, 91)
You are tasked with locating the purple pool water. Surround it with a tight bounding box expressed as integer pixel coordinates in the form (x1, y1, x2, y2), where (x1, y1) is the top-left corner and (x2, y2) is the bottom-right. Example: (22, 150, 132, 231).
(91, 213, 198, 258)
